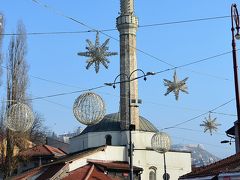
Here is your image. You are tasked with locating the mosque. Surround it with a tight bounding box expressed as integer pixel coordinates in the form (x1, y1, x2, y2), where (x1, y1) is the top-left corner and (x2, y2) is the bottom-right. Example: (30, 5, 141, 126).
(12, 0, 192, 179)
(68, 0, 191, 179)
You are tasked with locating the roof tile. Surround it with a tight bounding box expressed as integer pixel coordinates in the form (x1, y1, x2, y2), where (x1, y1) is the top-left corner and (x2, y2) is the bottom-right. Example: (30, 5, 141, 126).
(180, 152, 240, 179)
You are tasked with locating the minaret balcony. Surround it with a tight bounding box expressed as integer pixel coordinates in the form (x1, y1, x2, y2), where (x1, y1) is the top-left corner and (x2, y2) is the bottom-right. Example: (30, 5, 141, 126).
(116, 15, 138, 32)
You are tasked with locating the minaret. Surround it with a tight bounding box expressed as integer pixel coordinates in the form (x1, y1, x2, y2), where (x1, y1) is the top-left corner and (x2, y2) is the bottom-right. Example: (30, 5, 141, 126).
(117, 0, 139, 130)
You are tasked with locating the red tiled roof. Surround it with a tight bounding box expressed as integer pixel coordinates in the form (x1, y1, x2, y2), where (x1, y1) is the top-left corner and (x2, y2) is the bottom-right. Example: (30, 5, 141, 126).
(180, 152, 240, 179)
(88, 159, 143, 172)
(11, 166, 46, 180)
(20, 144, 66, 158)
(11, 163, 66, 180)
(36, 163, 66, 180)
(62, 164, 114, 180)
(50, 145, 107, 165)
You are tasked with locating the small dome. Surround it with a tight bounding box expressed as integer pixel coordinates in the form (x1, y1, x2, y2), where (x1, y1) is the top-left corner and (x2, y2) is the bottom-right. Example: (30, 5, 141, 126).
(80, 113, 158, 135)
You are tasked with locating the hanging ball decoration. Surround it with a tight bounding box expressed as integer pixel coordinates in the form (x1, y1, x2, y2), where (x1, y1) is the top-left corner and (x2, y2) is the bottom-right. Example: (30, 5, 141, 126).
(73, 92, 106, 125)
(151, 132, 171, 153)
(5, 103, 34, 132)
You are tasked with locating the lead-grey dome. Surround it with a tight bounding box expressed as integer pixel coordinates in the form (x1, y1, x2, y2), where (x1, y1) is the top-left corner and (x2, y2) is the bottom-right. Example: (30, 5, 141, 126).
(80, 112, 158, 135)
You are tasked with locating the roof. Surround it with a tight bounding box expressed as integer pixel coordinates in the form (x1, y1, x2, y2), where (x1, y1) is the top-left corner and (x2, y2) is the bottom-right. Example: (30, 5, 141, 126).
(11, 166, 46, 180)
(62, 164, 114, 180)
(11, 163, 66, 180)
(20, 144, 66, 158)
(88, 160, 143, 172)
(180, 152, 240, 179)
(48, 145, 107, 165)
(11, 147, 143, 180)
(36, 163, 67, 180)
(226, 125, 235, 136)
(80, 112, 158, 135)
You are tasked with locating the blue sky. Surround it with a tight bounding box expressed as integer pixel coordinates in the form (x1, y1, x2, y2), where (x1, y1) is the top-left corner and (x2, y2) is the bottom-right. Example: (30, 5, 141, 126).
(0, 1, 238, 158)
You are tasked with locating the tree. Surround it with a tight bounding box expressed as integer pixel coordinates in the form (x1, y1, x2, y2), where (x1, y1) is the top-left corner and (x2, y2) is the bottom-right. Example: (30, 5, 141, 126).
(0, 20, 48, 179)
(29, 112, 48, 145)
(4, 21, 30, 178)
(0, 14, 4, 87)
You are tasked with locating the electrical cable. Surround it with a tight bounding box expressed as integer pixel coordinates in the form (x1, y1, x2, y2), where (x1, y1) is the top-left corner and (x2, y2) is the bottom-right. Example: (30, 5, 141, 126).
(3, 0, 235, 134)
(29, 0, 174, 67)
(164, 127, 226, 136)
(0, 49, 234, 101)
(0, 16, 229, 36)
(162, 99, 234, 130)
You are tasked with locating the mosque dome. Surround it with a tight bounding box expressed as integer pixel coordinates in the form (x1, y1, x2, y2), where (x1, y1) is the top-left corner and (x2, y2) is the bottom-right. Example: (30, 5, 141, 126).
(80, 112, 158, 135)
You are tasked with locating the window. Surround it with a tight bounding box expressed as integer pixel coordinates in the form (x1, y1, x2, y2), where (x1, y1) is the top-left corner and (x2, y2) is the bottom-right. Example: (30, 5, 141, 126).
(149, 166, 157, 180)
(149, 171, 156, 180)
(105, 134, 112, 145)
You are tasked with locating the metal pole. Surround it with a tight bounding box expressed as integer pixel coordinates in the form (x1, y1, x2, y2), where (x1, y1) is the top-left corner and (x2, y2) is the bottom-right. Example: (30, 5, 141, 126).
(163, 152, 167, 180)
(129, 78, 134, 180)
(231, 4, 240, 153)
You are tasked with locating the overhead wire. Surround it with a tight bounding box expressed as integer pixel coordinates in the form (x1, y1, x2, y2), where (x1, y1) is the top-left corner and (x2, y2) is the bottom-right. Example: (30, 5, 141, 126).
(1, 65, 82, 89)
(162, 99, 235, 130)
(9, 0, 234, 133)
(164, 127, 226, 136)
(154, 50, 235, 75)
(29, 0, 175, 67)
(20, 0, 234, 80)
(211, 111, 236, 117)
(27, 85, 106, 101)
(0, 16, 230, 36)
(26, 85, 234, 139)
(0, 48, 234, 102)
(28, 0, 233, 69)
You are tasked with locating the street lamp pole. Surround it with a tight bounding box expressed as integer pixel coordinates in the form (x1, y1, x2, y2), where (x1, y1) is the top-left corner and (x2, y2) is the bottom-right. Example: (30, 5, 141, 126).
(151, 132, 171, 180)
(231, 3, 240, 153)
(105, 69, 155, 180)
(163, 152, 167, 180)
(128, 78, 134, 180)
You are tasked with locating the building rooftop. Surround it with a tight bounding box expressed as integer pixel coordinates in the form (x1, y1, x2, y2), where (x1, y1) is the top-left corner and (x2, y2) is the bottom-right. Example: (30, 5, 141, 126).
(62, 164, 113, 180)
(80, 112, 159, 135)
(180, 152, 240, 179)
(20, 144, 66, 158)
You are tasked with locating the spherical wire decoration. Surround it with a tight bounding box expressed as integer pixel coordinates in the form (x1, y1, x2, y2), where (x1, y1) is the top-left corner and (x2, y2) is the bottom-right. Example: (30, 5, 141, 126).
(4, 103, 34, 132)
(73, 92, 106, 125)
(151, 132, 171, 153)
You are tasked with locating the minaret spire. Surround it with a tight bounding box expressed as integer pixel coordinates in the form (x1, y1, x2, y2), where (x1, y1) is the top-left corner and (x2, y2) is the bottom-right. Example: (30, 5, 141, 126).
(117, 0, 139, 130)
(120, 0, 134, 14)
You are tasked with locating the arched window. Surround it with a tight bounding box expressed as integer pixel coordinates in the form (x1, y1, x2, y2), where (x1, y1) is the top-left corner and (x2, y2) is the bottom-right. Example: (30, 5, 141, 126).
(149, 166, 157, 180)
(105, 134, 112, 145)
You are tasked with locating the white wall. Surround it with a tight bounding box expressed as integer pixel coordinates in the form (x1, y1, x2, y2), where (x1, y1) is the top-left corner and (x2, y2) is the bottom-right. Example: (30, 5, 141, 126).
(69, 131, 191, 179)
(69, 131, 122, 153)
(70, 130, 156, 153)
(68, 145, 191, 180)
(69, 146, 126, 172)
(134, 150, 192, 180)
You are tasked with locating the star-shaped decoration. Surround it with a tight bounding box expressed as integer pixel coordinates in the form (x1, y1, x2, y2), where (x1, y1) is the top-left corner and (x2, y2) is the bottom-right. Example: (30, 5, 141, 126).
(200, 113, 221, 135)
(163, 70, 189, 100)
(77, 31, 117, 73)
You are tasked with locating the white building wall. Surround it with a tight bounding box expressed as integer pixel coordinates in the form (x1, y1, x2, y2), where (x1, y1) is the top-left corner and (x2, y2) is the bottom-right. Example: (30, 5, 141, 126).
(69, 146, 126, 172)
(68, 146, 191, 180)
(69, 133, 88, 153)
(132, 131, 156, 149)
(69, 132, 191, 179)
(70, 130, 156, 153)
(134, 150, 192, 180)
(69, 131, 122, 153)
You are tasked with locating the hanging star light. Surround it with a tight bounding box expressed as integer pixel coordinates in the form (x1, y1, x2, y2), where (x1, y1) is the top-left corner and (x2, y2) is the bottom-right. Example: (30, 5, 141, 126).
(163, 70, 189, 100)
(200, 113, 221, 135)
(77, 31, 118, 73)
